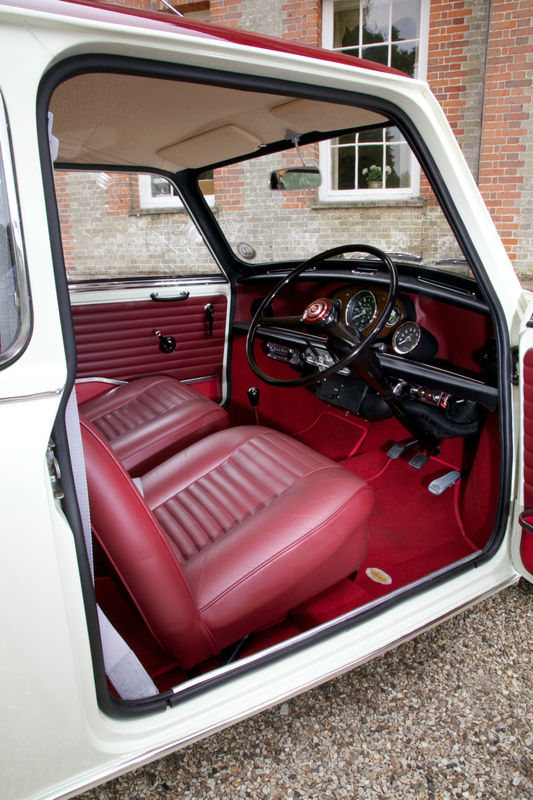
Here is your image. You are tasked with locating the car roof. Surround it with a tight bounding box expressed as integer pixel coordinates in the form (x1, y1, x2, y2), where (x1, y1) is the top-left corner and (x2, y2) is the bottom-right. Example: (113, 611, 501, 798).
(9, 0, 406, 78)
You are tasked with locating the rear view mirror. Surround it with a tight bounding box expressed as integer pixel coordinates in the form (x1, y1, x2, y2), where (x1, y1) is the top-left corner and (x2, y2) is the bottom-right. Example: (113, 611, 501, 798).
(269, 166, 321, 190)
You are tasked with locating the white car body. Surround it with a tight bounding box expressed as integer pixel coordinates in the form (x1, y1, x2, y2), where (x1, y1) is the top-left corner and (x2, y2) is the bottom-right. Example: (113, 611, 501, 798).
(0, 2, 530, 799)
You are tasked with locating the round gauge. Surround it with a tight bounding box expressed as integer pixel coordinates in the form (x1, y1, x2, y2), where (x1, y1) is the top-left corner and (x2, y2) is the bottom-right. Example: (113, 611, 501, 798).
(385, 304, 401, 328)
(349, 290, 377, 332)
(392, 321, 421, 354)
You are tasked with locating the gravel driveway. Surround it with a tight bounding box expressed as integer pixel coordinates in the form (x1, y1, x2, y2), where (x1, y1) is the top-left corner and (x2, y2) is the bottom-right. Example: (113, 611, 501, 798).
(78, 580, 532, 800)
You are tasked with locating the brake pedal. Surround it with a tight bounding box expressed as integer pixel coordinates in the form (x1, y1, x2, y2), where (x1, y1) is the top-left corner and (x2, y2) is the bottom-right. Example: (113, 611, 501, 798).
(428, 470, 461, 496)
(409, 451, 429, 470)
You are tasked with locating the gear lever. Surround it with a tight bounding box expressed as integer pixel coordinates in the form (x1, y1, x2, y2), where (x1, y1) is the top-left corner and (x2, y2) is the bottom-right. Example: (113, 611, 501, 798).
(247, 387, 260, 425)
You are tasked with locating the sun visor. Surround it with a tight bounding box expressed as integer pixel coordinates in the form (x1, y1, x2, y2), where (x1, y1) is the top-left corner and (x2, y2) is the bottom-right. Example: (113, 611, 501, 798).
(270, 99, 386, 133)
(157, 125, 262, 168)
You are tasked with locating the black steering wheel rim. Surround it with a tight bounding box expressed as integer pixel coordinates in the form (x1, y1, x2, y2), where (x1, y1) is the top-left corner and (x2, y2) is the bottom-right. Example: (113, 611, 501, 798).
(246, 244, 398, 387)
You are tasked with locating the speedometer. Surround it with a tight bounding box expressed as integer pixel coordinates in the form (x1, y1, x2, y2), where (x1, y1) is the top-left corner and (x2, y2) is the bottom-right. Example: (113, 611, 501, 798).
(349, 290, 377, 332)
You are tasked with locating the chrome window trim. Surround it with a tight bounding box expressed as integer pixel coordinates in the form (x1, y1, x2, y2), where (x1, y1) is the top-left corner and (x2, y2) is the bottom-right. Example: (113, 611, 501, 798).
(68, 275, 227, 295)
(0, 93, 31, 367)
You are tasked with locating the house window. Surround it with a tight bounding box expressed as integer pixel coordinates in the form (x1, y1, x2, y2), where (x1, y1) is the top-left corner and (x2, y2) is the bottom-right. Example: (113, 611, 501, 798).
(138, 174, 214, 210)
(321, 0, 429, 201)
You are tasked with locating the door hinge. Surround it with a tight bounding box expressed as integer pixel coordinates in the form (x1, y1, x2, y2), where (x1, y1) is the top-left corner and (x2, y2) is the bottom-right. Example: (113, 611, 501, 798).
(47, 441, 64, 501)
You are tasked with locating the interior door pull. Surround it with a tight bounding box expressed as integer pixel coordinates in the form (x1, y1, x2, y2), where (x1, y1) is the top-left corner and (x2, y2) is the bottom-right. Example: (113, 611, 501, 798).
(150, 291, 190, 302)
(205, 303, 214, 336)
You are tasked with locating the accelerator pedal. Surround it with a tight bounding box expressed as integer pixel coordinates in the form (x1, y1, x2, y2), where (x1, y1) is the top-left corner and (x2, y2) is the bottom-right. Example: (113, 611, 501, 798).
(428, 470, 461, 496)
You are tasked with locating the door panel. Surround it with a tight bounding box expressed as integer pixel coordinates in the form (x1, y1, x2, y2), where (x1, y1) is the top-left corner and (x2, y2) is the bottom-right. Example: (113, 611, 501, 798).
(70, 282, 229, 401)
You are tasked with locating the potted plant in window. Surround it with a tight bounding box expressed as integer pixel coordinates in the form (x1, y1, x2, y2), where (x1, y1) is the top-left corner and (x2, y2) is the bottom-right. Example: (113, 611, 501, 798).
(362, 164, 391, 189)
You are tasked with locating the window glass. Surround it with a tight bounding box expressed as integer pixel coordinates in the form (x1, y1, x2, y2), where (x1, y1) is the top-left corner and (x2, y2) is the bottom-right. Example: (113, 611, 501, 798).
(213, 130, 467, 277)
(55, 171, 221, 281)
(0, 98, 30, 366)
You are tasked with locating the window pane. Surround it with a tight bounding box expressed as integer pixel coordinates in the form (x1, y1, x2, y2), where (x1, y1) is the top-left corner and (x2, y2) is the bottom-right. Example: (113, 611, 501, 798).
(391, 41, 418, 77)
(57, 171, 221, 281)
(385, 143, 411, 187)
(362, 43, 389, 66)
(150, 176, 176, 198)
(0, 101, 30, 366)
(359, 144, 385, 188)
(386, 125, 403, 142)
(0, 177, 19, 357)
(332, 145, 356, 190)
(363, 0, 390, 44)
(392, 0, 420, 41)
(339, 133, 356, 145)
(333, 2, 359, 49)
(333, 2, 360, 49)
(358, 128, 384, 143)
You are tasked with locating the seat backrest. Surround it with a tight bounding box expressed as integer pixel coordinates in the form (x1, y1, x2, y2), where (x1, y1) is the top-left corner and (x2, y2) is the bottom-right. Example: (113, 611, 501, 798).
(79, 416, 218, 668)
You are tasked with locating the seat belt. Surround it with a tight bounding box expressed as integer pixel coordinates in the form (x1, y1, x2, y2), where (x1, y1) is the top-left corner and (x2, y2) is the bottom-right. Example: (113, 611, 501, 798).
(64, 388, 158, 700)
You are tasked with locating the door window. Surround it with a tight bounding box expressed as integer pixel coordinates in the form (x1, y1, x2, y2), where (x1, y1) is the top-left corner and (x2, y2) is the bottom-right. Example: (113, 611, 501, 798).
(0, 95, 31, 366)
(55, 170, 222, 282)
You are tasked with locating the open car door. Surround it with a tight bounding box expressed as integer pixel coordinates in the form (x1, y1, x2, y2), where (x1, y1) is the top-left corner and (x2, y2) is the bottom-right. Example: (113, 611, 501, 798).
(515, 295, 533, 582)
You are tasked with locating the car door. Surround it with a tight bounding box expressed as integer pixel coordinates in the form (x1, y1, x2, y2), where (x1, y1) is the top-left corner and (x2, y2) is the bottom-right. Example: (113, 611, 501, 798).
(515, 296, 533, 582)
(59, 170, 230, 402)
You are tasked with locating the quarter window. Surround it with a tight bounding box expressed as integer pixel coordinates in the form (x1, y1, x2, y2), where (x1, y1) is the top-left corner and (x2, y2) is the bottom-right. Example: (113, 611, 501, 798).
(0, 96, 31, 366)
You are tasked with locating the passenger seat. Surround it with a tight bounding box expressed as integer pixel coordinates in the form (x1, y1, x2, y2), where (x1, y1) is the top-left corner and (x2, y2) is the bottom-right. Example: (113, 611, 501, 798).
(78, 375, 228, 475)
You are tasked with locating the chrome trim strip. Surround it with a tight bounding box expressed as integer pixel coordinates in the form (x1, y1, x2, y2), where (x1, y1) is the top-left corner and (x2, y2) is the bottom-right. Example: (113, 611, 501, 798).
(68, 276, 227, 295)
(172, 551, 511, 694)
(0, 387, 63, 403)
(181, 374, 216, 384)
(75, 377, 127, 386)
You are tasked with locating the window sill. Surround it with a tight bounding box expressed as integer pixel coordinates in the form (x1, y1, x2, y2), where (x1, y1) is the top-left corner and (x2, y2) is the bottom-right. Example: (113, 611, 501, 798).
(312, 198, 427, 210)
(131, 200, 218, 217)
(130, 205, 188, 216)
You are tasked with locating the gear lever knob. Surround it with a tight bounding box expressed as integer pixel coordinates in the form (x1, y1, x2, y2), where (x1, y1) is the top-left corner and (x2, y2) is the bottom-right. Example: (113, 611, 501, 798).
(247, 387, 260, 407)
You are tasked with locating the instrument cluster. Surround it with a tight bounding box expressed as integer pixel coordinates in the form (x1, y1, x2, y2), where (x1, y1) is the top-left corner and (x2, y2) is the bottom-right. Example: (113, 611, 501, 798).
(330, 285, 433, 358)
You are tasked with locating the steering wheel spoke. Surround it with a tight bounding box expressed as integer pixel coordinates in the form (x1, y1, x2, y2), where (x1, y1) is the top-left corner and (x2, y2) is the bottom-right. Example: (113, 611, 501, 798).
(259, 314, 303, 329)
(325, 319, 362, 350)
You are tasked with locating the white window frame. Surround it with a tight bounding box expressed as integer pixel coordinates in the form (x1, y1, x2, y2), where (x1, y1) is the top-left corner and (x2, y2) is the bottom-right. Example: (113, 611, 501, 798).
(138, 174, 214, 211)
(320, 0, 430, 203)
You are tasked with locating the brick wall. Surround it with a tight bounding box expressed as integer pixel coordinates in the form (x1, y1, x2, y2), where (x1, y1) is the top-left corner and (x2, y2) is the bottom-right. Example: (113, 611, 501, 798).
(477, 0, 533, 275)
(282, 0, 321, 44)
(427, 0, 491, 178)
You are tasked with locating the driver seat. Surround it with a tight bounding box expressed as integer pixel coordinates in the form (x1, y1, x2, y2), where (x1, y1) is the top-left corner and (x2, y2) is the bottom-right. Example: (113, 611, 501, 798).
(81, 418, 374, 670)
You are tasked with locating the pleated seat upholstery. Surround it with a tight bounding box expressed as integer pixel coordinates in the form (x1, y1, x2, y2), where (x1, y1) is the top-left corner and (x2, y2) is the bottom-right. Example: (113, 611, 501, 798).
(81, 420, 374, 670)
(79, 375, 228, 474)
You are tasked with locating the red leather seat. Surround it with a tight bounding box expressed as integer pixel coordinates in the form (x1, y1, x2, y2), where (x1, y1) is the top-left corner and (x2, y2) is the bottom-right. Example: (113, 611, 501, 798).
(78, 375, 228, 474)
(81, 419, 373, 670)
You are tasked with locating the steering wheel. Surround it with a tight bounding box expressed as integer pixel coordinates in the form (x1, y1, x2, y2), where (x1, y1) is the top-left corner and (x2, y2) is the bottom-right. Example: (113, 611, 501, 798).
(246, 244, 398, 387)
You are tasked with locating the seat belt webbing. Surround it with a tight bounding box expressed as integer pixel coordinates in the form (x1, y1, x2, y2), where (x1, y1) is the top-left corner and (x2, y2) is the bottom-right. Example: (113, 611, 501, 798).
(64, 389, 157, 700)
